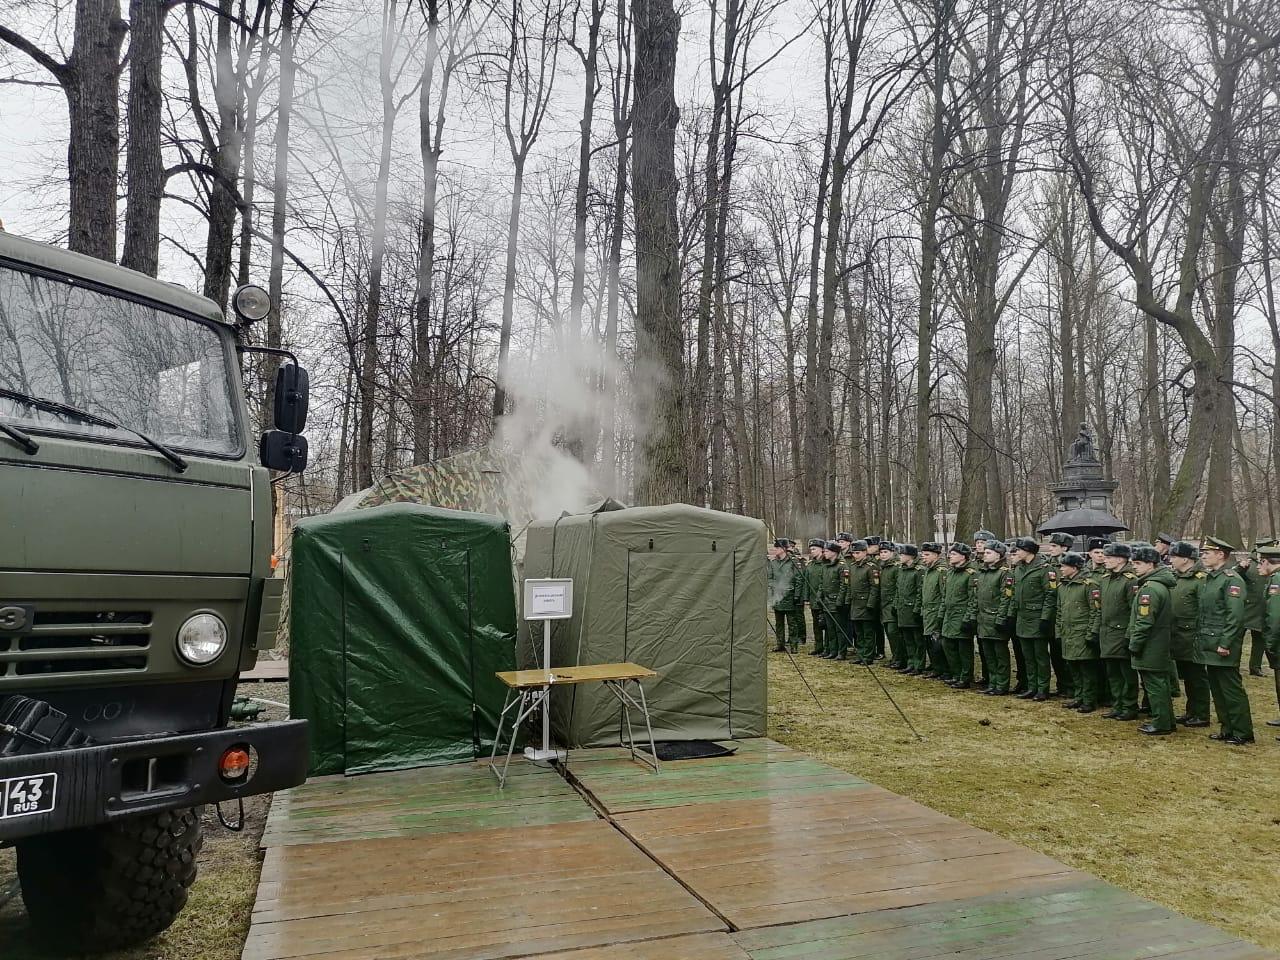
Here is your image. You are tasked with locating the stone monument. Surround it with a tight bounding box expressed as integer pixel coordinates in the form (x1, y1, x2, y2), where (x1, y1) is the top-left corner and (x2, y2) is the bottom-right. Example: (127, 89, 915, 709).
(1037, 422, 1128, 539)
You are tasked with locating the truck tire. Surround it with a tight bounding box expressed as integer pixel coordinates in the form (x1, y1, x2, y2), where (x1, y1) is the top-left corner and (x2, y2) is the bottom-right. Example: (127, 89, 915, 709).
(16, 806, 204, 950)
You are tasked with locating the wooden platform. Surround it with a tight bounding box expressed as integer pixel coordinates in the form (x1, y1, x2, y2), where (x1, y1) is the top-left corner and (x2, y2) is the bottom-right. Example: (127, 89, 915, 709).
(244, 740, 1276, 960)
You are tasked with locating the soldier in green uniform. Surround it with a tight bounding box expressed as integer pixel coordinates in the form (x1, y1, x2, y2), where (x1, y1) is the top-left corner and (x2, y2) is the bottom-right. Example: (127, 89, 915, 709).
(878, 541, 903, 669)
(804, 538, 828, 656)
(767, 539, 805, 653)
(812, 541, 848, 658)
(1042, 532, 1075, 697)
(1127, 544, 1177, 735)
(919, 542, 948, 680)
(972, 530, 998, 688)
(975, 541, 1015, 695)
(1198, 536, 1253, 744)
(845, 539, 880, 663)
(1234, 545, 1268, 677)
(1257, 544, 1280, 738)
(1010, 537, 1057, 701)
(864, 536, 885, 659)
(1155, 533, 1175, 565)
(1166, 540, 1211, 727)
(1086, 537, 1108, 572)
(941, 543, 979, 688)
(1057, 552, 1102, 711)
(1098, 542, 1139, 720)
(895, 545, 924, 673)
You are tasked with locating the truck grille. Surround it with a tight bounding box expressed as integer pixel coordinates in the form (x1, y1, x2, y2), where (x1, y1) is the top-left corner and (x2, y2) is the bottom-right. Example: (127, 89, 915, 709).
(0, 610, 152, 677)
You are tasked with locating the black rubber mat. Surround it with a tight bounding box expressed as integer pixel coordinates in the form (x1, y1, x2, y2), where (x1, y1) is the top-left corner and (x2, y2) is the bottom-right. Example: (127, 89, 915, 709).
(652, 740, 738, 762)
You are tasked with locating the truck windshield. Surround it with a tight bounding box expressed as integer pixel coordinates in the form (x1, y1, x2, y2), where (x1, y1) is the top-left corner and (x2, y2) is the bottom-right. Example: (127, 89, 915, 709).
(0, 265, 240, 457)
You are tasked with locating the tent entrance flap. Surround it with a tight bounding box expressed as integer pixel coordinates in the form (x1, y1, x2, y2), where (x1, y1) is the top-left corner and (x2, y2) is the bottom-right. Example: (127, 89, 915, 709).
(624, 550, 734, 740)
(341, 546, 479, 774)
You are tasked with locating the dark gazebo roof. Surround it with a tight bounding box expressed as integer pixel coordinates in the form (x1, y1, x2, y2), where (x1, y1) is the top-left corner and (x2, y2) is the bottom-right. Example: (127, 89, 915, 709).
(1037, 508, 1128, 536)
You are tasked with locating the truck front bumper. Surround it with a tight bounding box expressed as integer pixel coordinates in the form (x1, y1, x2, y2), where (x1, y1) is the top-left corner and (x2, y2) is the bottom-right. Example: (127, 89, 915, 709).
(0, 719, 308, 841)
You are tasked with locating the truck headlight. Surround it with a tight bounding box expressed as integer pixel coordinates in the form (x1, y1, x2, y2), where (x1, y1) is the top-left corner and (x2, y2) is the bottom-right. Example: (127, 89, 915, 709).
(177, 613, 228, 665)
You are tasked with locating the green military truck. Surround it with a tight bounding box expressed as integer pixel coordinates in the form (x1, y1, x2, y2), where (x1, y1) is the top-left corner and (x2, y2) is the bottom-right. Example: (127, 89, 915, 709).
(0, 232, 311, 949)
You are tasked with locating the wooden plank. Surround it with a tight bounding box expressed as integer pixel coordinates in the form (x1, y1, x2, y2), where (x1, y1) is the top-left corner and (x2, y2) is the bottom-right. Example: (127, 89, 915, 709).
(242, 820, 724, 960)
(731, 881, 1274, 959)
(531, 932, 751, 959)
(262, 760, 596, 847)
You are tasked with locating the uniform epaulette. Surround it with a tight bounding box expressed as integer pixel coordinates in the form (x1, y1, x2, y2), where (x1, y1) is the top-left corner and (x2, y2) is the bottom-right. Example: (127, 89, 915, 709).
(1123, 571, 1136, 579)
(1195, 571, 1206, 579)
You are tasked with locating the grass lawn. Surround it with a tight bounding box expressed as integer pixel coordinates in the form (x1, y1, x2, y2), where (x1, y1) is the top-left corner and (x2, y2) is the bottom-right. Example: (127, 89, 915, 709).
(767, 647, 1280, 952)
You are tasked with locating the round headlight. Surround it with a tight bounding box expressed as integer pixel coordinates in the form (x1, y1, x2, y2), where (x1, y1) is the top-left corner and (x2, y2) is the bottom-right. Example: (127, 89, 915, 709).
(177, 613, 228, 665)
(231, 284, 271, 323)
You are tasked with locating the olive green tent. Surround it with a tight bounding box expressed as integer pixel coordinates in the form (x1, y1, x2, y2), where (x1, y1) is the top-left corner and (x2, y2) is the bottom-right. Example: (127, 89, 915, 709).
(289, 503, 517, 776)
(520, 503, 767, 747)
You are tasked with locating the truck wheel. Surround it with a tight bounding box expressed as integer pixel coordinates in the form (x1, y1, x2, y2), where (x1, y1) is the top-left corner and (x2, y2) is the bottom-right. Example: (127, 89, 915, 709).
(17, 806, 204, 950)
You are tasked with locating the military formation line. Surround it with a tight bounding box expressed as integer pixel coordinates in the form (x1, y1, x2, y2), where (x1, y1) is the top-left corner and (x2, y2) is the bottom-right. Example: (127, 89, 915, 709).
(766, 531, 1280, 744)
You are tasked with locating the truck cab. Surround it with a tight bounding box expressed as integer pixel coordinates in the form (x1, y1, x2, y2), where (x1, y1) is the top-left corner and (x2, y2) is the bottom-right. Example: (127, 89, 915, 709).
(0, 232, 309, 949)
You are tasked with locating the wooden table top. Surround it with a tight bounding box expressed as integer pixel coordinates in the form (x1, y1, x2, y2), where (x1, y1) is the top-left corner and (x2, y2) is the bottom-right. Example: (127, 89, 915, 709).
(496, 662, 657, 689)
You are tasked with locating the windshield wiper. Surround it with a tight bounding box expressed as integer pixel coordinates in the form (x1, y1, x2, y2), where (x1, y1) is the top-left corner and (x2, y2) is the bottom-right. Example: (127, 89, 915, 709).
(0, 387, 188, 473)
(0, 420, 38, 455)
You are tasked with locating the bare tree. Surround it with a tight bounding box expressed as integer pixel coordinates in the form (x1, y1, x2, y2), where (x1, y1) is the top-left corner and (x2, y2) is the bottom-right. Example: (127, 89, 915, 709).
(492, 0, 562, 421)
(1, 0, 127, 261)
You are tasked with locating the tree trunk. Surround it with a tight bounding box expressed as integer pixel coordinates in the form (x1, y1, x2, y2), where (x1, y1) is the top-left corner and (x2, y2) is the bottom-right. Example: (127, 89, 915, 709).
(202, 0, 247, 307)
(71, 0, 127, 261)
(492, 158, 526, 420)
(631, 0, 685, 504)
(357, 0, 401, 489)
(412, 0, 443, 463)
(121, 0, 164, 276)
(263, 0, 296, 430)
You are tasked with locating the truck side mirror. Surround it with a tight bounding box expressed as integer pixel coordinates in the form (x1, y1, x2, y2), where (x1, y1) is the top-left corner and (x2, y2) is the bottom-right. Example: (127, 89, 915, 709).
(260, 430, 308, 473)
(273, 364, 309, 434)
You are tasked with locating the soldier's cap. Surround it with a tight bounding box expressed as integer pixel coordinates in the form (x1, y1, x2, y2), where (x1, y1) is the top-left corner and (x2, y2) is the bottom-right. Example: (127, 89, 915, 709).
(1061, 552, 1086, 569)
(864, 535, 882, 546)
(836, 532, 854, 543)
(900, 543, 919, 557)
(1257, 545, 1280, 560)
(949, 542, 972, 557)
(1131, 544, 1160, 564)
(772, 538, 789, 549)
(807, 538, 825, 549)
(973, 529, 997, 542)
(984, 540, 1008, 556)
(1203, 535, 1235, 553)
(823, 540, 842, 553)
(1255, 536, 1277, 549)
(1087, 537, 1107, 551)
(850, 539, 869, 551)
(1102, 542, 1131, 559)
(1048, 532, 1074, 548)
(1012, 536, 1039, 554)
(1169, 539, 1199, 560)
(879, 541, 897, 552)
(920, 541, 942, 554)
(1156, 532, 1176, 546)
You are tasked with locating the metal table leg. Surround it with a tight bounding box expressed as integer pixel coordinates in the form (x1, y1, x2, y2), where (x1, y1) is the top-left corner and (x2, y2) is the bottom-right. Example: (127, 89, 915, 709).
(603, 679, 660, 773)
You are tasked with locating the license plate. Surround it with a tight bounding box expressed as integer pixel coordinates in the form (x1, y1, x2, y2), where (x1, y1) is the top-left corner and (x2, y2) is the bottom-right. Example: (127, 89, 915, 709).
(0, 773, 57, 819)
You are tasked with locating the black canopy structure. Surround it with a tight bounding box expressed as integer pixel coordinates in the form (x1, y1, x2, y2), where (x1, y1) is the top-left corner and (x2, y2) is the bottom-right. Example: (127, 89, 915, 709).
(1037, 423, 1128, 539)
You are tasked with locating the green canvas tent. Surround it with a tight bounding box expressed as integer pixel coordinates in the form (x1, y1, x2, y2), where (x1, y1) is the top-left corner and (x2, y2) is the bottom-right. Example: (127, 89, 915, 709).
(520, 503, 767, 747)
(289, 503, 517, 776)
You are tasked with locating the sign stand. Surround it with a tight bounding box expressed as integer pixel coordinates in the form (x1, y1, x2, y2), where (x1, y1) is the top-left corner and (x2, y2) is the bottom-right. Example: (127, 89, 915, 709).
(521, 579, 573, 763)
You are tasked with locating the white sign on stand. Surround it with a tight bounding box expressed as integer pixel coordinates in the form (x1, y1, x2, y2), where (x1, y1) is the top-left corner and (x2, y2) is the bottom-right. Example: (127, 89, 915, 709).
(522, 579, 573, 762)
(524, 579, 573, 621)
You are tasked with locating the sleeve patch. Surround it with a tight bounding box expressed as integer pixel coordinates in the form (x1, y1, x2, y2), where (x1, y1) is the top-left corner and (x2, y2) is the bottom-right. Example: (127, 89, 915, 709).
(1269, 584, 1280, 596)
(1139, 594, 1151, 604)
(1229, 584, 1242, 597)
(1090, 589, 1101, 600)
(1047, 570, 1057, 580)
